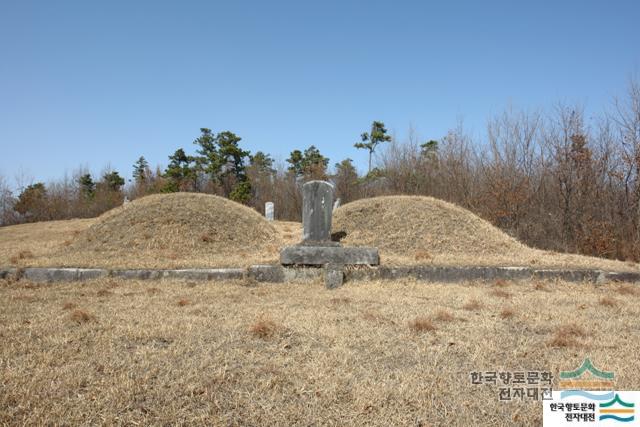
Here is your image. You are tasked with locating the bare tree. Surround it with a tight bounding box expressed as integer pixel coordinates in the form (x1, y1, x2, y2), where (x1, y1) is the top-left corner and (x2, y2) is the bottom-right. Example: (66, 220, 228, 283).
(613, 78, 640, 250)
(0, 173, 16, 225)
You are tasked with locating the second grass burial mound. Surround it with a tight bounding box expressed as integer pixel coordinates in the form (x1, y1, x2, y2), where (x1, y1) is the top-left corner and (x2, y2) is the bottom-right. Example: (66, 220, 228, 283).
(59, 193, 281, 268)
(332, 195, 636, 271)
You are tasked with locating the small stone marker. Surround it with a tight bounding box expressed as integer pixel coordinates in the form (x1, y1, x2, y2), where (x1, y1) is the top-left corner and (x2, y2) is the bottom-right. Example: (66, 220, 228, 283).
(333, 198, 341, 212)
(302, 181, 334, 243)
(324, 264, 344, 289)
(265, 201, 274, 221)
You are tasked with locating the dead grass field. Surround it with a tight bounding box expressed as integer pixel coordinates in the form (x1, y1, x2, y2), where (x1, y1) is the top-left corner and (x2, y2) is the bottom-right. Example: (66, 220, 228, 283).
(0, 218, 94, 265)
(2, 276, 639, 425)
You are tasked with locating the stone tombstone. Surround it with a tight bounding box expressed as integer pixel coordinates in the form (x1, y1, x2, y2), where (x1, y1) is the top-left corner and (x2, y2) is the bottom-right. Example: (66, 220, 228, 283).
(302, 180, 334, 243)
(332, 198, 341, 212)
(265, 202, 274, 221)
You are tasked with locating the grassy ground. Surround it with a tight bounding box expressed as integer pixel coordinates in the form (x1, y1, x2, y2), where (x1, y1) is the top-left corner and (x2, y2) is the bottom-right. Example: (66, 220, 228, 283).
(2, 276, 639, 425)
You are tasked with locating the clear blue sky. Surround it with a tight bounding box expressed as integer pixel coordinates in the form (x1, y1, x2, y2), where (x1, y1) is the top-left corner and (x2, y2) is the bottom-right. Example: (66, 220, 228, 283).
(1, 0, 638, 188)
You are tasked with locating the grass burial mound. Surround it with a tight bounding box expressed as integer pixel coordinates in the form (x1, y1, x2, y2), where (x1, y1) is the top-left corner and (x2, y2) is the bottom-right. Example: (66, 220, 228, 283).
(44, 193, 281, 268)
(333, 195, 637, 272)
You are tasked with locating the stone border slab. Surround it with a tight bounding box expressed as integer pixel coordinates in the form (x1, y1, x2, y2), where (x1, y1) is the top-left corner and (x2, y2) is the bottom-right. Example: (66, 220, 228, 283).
(0, 265, 638, 285)
(345, 266, 638, 284)
(280, 246, 379, 265)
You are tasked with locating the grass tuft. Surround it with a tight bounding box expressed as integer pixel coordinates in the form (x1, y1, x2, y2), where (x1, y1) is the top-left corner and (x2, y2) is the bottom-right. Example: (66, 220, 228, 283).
(434, 310, 454, 321)
(616, 285, 638, 296)
(62, 301, 77, 310)
(548, 323, 587, 347)
(69, 309, 96, 324)
(249, 317, 278, 339)
(493, 279, 509, 288)
(463, 299, 482, 311)
(9, 250, 34, 264)
(408, 316, 436, 332)
(599, 296, 617, 307)
(500, 307, 515, 319)
(489, 288, 512, 298)
(414, 250, 432, 261)
(96, 289, 113, 297)
(177, 299, 191, 307)
(533, 282, 548, 291)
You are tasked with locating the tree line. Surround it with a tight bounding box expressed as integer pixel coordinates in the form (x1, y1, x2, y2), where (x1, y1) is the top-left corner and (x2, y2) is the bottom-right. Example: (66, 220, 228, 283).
(1, 79, 639, 262)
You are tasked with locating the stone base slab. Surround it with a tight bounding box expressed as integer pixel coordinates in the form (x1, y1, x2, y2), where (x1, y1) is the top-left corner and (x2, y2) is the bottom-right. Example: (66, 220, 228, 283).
(280, 245, 379, 266)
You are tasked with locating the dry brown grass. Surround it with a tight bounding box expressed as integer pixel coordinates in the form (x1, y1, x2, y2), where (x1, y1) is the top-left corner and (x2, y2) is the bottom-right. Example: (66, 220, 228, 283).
(500, 307, 516, 319)
(548, 323, 587, 348)
(330, 297, 351, 305)
(493, 279, 509, 287)
(0, 193, 283, 269)
(434, 309, 455, 321)
(9, 250, 34, 264)
(463, 298, 483, 311)
(1, 277, 640, 425)
(0, 218, 94, 266)
(249, 316, 278, 339)
(62, 301, 77, 310)
(616, 284, 639, 296)
(274, 221, 302, 246)
(408, 316, 436, 332)
(599, 296, 618, 307)
(177, 298, 191, 307)
(69, 309, 95, 323)
(489, 288, 512, 298)
(332, 196, 639, 272)
(414, 249, 432, 261)
(1, 195, 638, 274)
(533, 281, 548, 291)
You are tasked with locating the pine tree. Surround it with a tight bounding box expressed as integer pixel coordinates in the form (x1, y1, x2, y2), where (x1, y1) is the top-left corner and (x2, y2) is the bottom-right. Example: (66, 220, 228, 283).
(355, 121, 391, 173)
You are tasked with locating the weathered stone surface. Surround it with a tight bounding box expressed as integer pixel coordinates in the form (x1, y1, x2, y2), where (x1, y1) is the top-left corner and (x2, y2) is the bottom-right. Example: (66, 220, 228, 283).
(0, 268, 16, 279)
(265, 202, 274, 221)
(282, 266, 323, 282)
(111, 269, 161, 280)
(21, 268, 107, 282)
(248, 264, 285, 282)
(532, 269, 601, 282)
(332, 198, 341, 212)
(78, 268, 109, 280)
(280, 246, 379, 265)
(4, 265, 637, 286)
(161, 268, 245, 281)
(605, 271, 640, 283)
(302, 180, 334, 243)
(348, 266, 628, 284)
(324, 264, 344, 289)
